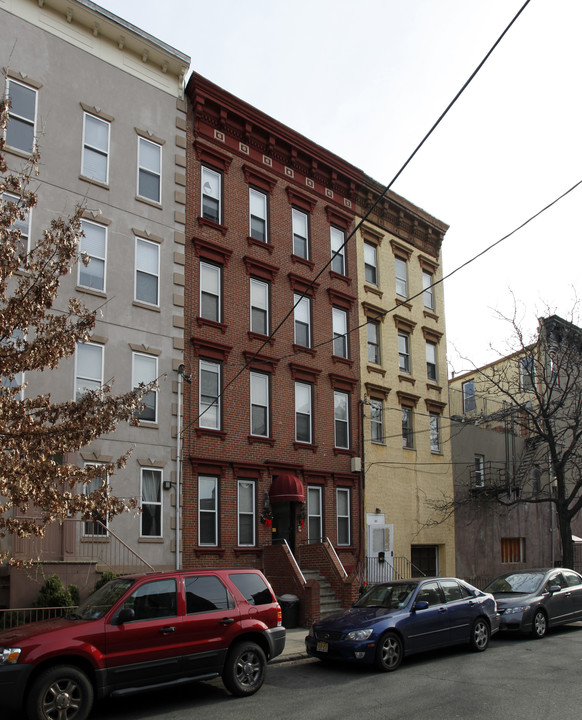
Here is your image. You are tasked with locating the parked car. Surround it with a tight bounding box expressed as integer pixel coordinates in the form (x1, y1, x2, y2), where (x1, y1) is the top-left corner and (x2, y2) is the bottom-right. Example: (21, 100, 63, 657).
(305, 577, 499, 672)
(0, 568, 285, 720)
(483, 567, 582, 638)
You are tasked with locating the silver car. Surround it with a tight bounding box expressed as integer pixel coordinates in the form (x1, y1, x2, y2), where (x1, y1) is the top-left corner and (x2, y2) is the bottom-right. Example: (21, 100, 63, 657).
(484, 568, 582, 638)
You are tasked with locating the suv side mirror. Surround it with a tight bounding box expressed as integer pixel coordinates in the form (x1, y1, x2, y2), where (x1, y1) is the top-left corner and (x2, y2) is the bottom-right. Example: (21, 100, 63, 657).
(115, 608, 135, 624)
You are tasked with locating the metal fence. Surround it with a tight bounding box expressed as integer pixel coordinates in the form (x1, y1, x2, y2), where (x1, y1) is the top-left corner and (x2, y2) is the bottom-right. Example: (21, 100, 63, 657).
(0, 606, 77, 632)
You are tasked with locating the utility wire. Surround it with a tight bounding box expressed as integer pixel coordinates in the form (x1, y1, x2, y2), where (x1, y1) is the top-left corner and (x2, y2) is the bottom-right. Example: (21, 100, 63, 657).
(182, 0, 533, 437)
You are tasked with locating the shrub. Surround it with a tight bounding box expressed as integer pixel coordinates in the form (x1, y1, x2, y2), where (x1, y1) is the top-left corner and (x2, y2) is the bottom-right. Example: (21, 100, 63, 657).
(34, 574, 78, 608)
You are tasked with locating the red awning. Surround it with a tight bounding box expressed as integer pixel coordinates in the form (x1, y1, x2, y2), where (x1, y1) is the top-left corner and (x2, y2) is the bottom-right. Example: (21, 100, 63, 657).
(269, 473, 304, 503)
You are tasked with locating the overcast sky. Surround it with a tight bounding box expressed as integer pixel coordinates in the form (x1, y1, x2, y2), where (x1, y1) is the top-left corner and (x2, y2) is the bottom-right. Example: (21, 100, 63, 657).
(97, 0, 582, 374)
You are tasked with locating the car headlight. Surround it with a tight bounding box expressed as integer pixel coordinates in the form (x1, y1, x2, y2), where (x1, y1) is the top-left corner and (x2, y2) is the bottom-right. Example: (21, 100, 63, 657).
(0, 648, 21, 665)
(504, 606, 530, 614)
(345, 629, 374, 642)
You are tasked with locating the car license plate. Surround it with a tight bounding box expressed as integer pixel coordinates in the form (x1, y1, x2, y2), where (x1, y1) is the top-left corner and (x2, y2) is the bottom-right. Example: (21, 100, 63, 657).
(317, 641, 329, 653)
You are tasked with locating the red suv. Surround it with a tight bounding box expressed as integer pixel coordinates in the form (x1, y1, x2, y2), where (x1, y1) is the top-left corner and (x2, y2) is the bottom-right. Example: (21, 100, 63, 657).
(0, 568, 285, 720)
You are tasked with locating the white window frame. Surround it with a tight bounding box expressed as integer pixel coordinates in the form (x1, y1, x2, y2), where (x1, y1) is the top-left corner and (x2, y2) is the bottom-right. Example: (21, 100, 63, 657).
(332, 307, 348, 358)
(423, 271, 434, 310)
(199, 359, 221, 430)
(330, 226, 346, 275)
(364, 242, 377, 285)
(141, 468, 163, 538)
(307, 485, 322, 544)
(295, 381, 312, 444)
(75, 342, 103, 400)
(367, 320, 380, 364)
(82, 112, 110, 184)
(249, 187, 267, 242)
(463, 380, 476, 413)
(294, 294, 311, 347)
(198, 475, 218, 546)
(402, 406, 414, 449)
(520, 355, 535, 391)
(201, 166, 221, 223)
(200, 261, 221, 322)
(132, 352, 158, 424)
(6, 78, 37, 154)
(137, 136, 162, 204)
(82, 463, 108, 537)
(370, 398, 383, 444)
(250, 277, 269, 335)
(395, 256, 408, 297)
(2, 192, 31, 260)
(79, 219, 107, 292)
(292, 208, 309, 259)
(135, 237, 160, 307)
(334, 390, 350, 449)
(426, 341, 437, 382)
(398, 331, 411, 373)
(474, 454, 485, 487)
(237, 479, 256, 547)
(430, 412, 441, 453)
(337, 487, 351, 546)
(250, 371, 270, 437)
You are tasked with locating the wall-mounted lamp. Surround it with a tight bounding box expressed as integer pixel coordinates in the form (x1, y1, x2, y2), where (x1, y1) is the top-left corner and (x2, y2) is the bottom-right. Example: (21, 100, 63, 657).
(163, 480, 173, 491)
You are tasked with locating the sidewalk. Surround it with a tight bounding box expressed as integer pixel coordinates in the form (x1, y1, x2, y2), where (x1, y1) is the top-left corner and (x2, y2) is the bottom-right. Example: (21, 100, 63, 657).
(273, 626, 309, 663)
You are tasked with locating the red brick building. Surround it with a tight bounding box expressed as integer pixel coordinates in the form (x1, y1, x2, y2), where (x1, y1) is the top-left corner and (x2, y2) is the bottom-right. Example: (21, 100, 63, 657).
(183, 73, 365, 621)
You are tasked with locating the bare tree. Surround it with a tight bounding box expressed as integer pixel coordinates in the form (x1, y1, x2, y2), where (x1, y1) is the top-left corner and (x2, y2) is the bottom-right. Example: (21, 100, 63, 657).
(0, 97, 153, 565)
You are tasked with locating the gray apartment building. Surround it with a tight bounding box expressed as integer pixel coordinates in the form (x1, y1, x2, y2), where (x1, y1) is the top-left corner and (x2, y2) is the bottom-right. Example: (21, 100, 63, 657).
(1, 0, 190, 606)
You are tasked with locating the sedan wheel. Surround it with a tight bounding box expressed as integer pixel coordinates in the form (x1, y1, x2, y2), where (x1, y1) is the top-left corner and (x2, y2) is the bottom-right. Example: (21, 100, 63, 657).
(375, 631, 403, 672)
(531, 609, 547, 639)
(470, 618, 490, 652)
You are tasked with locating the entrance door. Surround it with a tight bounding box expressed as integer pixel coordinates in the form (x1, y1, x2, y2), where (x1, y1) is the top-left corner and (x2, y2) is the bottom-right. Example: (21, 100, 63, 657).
(411, 545, 439, 577)
(366, 514, 394, 582)
(272, 502, 296, 553)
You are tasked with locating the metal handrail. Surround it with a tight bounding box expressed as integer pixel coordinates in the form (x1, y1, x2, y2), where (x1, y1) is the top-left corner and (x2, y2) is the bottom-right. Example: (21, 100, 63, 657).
(280, 539, 306, 585)
(324, 537, 348, 578)
(79, 519, 155, 572)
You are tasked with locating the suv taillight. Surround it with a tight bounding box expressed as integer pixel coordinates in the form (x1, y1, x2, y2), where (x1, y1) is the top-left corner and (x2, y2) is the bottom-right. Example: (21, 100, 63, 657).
(276, 604, 282, 627)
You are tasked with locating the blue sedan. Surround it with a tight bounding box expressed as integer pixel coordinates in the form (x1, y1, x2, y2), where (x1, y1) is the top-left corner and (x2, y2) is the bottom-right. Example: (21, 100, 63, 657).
(305, 577, 499, 671)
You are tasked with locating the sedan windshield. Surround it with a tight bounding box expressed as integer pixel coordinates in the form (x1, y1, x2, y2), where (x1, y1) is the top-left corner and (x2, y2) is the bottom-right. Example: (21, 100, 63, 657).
(485, 572, 544, 594)
(74, 578, 135, 620)
(355, 583, 417, 609)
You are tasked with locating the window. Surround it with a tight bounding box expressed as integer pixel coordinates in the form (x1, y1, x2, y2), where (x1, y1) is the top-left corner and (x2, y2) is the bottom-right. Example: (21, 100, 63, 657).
(249, 188, 267, 242)
(364, 242, 377, 284)
(402, 406, 414, 449)
(135, 237, 159, 306)
(330, 226, 346, 275)
(83, 464, 108, 536)
(395, 257, 407, 297)
(423, 271, 434, 310)
(238, 480, 255, 546)
(1, 329, 25, 399)
(337, 488, 350, 546)
(370, 398, 383, 443)
(430, 413, 440, 453)
(250, 278, 269, 335)
(250, 371, 269, 437)
(367, 320, 381, 364)
(122, 578, 177, 620)
(294, 294, 311, 347)
(137, 137, 161, 203)
(229, 572, 273, 605)
(463, 379, 476, 413)
(2, 193, 30, 260)
(501, 537, 526, 563)
(520, 355, 535, 391)
(133, 353, 157, 423)
(185, 575, 232, 613)
(332, 307, 348, 358)
(440, 580, 472, 602)
(82, 113, 109, 183)
(75, 342, 102, 400)
(426, 342, 437, 381)
(200, 261, 221, 322)
(198, 475, 218, 546)
(474, 454, 485, 487)
(334, 390, 350, 449)
(199, 359, 221, 429)
(292, 208, 309, 259)
(295, 381, 312, 444)
(201, 166, 221, 223)
(307, 486, 322, 544)
(79, 220, 106, 292)
(6, 79, 37, 154)
(141, 468, 162, 537)
(398, 331, 410, 373)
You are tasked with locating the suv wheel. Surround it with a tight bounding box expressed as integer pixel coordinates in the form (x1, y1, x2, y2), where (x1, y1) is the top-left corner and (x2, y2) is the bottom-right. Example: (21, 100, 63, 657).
(222, 641, 266, 697)
(26, 665, 93, 720)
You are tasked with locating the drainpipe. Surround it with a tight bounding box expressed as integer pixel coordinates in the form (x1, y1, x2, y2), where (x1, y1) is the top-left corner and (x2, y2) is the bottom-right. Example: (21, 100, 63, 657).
(176, 364, 190, 570)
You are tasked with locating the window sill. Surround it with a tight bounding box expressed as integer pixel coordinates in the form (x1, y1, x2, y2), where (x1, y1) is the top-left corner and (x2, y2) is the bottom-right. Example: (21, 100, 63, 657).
(79, 174, 110, 190)
(132, 301, 161, 312)
(136, 195, 163, 210)
(247, 236, 273, 253)
(293, 441, 318, 452)
(5, 145, 35, 159)
(138, 537, 164, 543)
(197, 216, 228, 235)
(197, 316, 228, 334)
(134, 421, 159, 429)
(248, 435, 275, 446)
(332, 355, 354, 368)
(248, 331, 274, 345)
(333, 447, 356, 457)
(329, 270, 351, 286)
(426, 382, 443, 393)
(395, 297, 412, 310)
(196, 427, 227, 440)
(76, 285, 106, 298)
(364, 284, 382, 298)
(423, 309, 439, 322)
(398, 374, 416, 386)
(81, 537, 110, 543)
(292, 343, 317, 357)
(291, 254, 315, 271)
(367, 364, 386, 377)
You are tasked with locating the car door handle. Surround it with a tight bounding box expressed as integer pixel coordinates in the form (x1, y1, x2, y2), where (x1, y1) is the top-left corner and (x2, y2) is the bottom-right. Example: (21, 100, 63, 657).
(220, 618, 235, 625)
(159, 626, 176, 634)
(438, 607, 447, 613)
